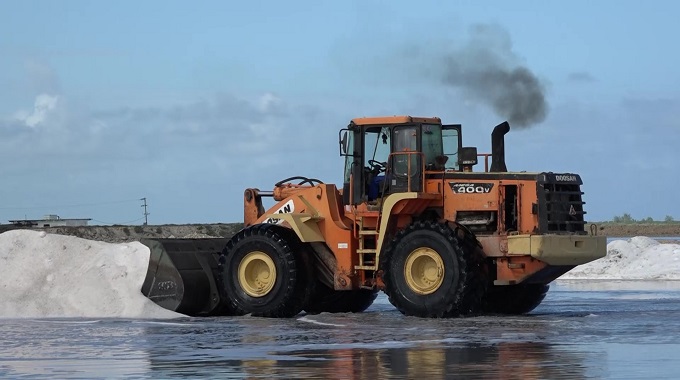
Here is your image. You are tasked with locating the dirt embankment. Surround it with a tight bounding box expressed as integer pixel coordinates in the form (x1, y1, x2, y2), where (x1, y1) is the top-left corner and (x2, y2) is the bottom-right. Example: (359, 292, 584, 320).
(595, 223, 680, 238)
(0, 223, 244, 244)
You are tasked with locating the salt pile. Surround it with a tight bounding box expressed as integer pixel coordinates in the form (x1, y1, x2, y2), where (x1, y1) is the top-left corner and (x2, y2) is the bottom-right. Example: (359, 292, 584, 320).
(561, 236, 680, 280)
(0, 230, 182, 319)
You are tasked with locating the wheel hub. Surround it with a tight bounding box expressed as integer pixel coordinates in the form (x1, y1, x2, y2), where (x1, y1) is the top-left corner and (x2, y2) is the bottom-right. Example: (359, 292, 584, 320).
(238, 251, 277, 297)
(404, 247, 445, 295)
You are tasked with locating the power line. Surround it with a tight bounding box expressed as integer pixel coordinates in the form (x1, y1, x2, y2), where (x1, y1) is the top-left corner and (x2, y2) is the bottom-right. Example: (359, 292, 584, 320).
(0, 198, 142, 210)
(1, 197, 150, 226)
(91, 217, 146, 225)
(140, 197, 149, 225)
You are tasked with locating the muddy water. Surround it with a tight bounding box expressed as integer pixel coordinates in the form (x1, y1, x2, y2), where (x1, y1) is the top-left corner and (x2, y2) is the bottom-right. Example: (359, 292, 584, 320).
(2, 281, 680, 379)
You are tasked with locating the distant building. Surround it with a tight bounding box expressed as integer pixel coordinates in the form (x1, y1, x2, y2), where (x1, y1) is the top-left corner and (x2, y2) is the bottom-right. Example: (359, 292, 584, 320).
(8, 214, 92, 228)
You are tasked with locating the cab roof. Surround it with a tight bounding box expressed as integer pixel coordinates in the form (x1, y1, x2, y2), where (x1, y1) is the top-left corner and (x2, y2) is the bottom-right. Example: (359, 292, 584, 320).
(350, 115, 442, 126)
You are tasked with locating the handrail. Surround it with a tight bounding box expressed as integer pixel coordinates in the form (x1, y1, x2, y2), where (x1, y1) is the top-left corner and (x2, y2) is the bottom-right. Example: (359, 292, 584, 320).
(477, 153, 492, 172)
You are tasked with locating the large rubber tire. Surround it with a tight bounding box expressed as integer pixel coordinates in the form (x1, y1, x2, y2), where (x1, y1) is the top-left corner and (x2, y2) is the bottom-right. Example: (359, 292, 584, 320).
(380, 220, 487, 318)
(482, 284, 550, 315)
(304, 283, 378, 314)
(220, 224, 309, 318)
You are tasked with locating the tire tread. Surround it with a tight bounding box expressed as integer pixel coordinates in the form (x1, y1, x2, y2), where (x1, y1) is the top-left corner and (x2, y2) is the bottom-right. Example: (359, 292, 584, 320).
(219, 224, 308, 318)
(380, 220, 487, 318)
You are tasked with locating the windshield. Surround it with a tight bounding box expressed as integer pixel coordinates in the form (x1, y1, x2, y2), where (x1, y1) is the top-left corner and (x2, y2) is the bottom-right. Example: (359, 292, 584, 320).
(365, 126, 391, 166)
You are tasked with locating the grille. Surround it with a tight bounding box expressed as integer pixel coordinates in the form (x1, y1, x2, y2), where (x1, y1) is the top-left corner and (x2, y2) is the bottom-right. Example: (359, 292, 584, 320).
(537, 173, 586, 234)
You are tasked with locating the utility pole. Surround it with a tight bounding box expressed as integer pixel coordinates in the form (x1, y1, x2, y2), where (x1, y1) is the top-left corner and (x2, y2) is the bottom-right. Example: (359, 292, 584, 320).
(140, 197, 149, 225)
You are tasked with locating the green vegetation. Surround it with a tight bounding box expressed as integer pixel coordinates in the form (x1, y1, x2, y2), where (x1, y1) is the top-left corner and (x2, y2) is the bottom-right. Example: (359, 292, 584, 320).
(608, 214, 676, 224)
(133, 226, 144, 234)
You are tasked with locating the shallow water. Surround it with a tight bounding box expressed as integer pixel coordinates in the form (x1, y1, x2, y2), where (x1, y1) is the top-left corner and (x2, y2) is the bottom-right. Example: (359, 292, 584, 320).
(2, 281, 680, 379)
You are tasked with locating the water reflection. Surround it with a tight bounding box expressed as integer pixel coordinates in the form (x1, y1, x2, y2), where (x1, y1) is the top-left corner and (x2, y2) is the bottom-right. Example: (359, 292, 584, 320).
(254, 342, 590, 379)
(0, 319, 154, 378)
(136, 308, 603, 378)
(144, 338, 594, 378)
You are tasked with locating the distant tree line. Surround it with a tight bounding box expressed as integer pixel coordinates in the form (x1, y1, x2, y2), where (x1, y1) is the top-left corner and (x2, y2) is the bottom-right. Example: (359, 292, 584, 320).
(610, 213, 676, 223)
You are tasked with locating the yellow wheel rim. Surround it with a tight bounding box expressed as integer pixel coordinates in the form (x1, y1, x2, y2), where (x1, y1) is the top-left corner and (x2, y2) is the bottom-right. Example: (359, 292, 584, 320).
(404, 247, 445, 295)
(238, 251, 277, 298)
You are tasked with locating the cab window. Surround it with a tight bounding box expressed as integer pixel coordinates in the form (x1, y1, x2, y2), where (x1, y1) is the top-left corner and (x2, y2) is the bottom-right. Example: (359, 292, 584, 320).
(343, 131, 354, 183)
(442, 127, 460, 171)
(421, 124, 443, 168)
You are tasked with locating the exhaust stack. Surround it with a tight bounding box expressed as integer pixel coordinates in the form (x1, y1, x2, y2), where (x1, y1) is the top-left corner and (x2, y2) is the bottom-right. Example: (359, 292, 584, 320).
(490, 121, 510, 172)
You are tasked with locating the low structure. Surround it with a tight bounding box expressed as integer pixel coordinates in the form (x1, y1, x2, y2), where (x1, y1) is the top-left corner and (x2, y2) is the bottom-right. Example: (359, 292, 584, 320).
(9, 215, 91, 228)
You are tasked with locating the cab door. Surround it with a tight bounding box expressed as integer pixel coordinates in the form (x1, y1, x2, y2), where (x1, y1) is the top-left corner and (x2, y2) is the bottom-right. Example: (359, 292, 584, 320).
(340, 127, 364, 205)
(442, 124, 462, 171)
(389, 125, 422, 192)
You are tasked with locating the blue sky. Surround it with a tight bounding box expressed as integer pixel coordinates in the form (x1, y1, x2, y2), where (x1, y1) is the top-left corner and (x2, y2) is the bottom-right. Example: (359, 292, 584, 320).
(1, 1, 678, 224)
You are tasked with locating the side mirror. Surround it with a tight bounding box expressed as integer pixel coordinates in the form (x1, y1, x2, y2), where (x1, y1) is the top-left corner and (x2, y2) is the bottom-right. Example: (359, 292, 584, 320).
(339, 130, 349, 156)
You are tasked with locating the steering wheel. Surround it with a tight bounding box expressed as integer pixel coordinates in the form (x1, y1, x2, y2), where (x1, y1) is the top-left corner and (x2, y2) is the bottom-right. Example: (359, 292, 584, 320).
(368, 159, 387, 173)
(275, 176, 324, 187)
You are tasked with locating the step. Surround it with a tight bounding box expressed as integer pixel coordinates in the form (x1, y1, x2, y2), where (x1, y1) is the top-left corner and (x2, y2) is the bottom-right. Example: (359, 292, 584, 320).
(357, 249, 377, 254)
(359, 230, 379, 236)
(355, 265, 378, 271)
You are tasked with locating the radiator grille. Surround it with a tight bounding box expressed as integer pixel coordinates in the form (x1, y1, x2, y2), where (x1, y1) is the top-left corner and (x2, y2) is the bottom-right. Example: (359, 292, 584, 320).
(538, 173, 586, 234)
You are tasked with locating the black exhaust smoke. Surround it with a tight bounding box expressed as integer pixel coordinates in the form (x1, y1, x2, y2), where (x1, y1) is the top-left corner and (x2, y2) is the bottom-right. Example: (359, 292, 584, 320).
(407, 24, 548, 128)
(490, 121, 510, 172)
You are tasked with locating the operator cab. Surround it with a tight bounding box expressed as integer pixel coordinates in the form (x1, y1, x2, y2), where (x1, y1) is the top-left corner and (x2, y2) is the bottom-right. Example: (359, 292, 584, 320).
(339, 116, 462, 205)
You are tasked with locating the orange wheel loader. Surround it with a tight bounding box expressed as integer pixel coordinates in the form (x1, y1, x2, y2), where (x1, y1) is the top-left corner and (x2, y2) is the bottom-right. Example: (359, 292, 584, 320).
(141, 116, 606, 318)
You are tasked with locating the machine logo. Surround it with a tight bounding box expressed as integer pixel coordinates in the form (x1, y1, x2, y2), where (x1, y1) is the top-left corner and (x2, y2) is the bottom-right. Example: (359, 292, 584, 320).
(555, 174, 578, 182)
(264, 199, 295, 224)
(450, 182, 494, 194)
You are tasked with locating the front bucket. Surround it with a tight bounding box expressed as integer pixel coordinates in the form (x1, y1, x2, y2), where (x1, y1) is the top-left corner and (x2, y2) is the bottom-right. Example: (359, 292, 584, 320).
(140, 238, 229, 316)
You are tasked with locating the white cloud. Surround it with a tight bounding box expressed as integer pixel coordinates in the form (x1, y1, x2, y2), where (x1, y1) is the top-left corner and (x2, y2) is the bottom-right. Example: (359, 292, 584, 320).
(13, 94, 59, 128)
(257, 92, 283, 113)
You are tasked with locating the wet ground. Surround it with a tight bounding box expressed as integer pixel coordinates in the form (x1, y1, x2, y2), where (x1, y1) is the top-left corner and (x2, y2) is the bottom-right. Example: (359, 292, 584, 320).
(2, 280, 680, 379)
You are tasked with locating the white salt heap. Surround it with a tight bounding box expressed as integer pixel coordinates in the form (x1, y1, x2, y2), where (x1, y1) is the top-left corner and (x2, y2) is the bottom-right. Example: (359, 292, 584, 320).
(561, 236, 680, 280)
(0, 230, 182, 319)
